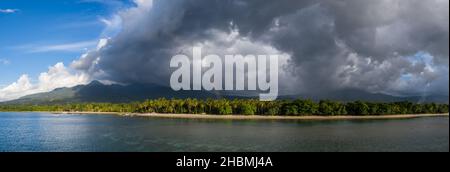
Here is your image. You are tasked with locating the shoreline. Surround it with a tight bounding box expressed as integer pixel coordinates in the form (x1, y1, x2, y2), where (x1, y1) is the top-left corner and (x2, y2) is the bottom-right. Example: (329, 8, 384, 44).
(126, 113, 450, 120)
(10, 111, 449, 121)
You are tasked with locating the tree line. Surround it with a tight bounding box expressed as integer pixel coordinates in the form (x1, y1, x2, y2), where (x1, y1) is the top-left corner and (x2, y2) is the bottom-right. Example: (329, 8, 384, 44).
(0, 99, 448, 116)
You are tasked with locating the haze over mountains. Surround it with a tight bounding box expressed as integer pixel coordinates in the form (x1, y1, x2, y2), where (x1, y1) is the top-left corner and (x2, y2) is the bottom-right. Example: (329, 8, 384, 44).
(2, 81, 448, 105)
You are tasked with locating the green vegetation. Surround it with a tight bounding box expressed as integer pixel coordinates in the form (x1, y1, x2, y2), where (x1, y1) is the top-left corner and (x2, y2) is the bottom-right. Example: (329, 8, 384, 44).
(0, 99, 448, 116)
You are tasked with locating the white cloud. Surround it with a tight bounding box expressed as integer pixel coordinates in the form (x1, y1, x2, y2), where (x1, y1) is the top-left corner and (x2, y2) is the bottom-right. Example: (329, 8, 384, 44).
(15, 40, 98, 53)
(0, 9, 19, 14)
(0, 63, 90, 102)
(0, 75, 33, 101)
(99, 15, 122, 37)
(71, 38, 109, 74)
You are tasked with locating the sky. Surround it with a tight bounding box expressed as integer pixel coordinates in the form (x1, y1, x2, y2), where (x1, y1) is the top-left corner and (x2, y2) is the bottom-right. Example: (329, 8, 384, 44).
(0, 0, 449, 101)
(0, 0, 130, 85)
(0, 0, 133, 100)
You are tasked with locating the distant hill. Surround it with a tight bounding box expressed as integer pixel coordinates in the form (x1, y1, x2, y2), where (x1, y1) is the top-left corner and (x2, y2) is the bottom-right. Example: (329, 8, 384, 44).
(2, 81, 448, 105)
(279, 89, 449, 103)
(2, 81, 221, 105)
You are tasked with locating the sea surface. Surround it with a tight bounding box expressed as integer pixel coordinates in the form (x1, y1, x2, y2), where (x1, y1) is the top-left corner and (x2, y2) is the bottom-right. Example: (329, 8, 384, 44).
(0, 112, 448, 152)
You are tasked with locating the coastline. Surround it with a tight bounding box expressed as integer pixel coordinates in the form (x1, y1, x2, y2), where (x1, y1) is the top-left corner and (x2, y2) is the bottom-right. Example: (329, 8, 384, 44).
(37, 111, 450, 120)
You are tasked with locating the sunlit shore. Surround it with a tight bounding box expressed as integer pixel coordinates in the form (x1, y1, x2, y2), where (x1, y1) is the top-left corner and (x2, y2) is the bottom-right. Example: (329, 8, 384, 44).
(46, 112, 450, 120)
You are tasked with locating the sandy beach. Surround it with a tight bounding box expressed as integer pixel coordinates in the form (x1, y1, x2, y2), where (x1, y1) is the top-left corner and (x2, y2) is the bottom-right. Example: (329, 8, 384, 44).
(50, 111, 450, 121)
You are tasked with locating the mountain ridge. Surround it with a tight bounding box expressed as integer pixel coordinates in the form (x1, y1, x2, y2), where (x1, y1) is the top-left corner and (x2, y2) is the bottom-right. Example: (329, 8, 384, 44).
(2, 81, 448, 105)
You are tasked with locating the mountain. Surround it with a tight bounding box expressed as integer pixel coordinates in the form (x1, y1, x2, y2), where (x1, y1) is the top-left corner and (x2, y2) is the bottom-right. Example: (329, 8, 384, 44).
(2, 81, 448, 105)
(280, 89, 449, 103)
(2, 81, 221, 105)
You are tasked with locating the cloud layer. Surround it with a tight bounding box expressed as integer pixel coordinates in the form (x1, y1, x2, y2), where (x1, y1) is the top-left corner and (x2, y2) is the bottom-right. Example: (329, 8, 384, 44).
(72, 0, 448, 96)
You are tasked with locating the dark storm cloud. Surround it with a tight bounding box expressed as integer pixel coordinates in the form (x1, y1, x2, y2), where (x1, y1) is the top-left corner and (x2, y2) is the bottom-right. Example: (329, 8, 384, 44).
(72, 0, 449, 96)
(326, 0, 449, 61)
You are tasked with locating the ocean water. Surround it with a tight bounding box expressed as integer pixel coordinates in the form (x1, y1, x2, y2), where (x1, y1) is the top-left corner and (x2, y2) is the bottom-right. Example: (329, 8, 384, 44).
(0, 112, 448, 152)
